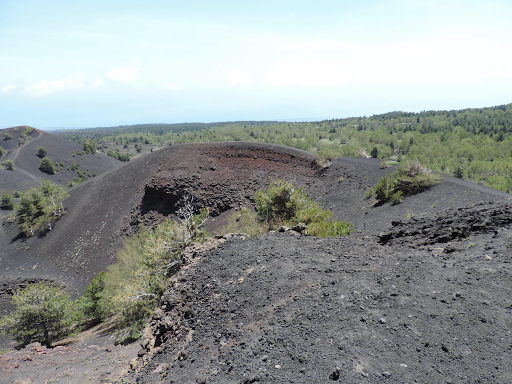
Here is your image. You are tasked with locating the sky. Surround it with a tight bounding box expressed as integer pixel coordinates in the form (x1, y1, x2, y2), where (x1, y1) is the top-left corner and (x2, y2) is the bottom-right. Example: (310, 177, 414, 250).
(1, 0, 512, 129)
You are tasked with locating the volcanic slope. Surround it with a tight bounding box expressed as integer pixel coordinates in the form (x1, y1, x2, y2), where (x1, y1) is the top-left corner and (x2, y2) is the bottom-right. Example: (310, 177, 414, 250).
(1, 142, 511, 383)
(2, 142, 344, 298)
(0, 127, 120, 192)
(129, 147, 512, 383)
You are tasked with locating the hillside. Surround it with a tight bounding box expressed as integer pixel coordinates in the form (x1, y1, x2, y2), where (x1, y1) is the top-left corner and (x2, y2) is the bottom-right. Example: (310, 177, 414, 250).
(57, 103, 512, 193)
(0, 126, 120, 192)
(0, 142, 511, 383)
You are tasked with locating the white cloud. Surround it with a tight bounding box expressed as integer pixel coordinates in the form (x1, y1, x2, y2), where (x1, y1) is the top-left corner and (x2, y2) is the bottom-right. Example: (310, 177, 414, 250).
(25, 72, 85, 97)
(107, 67, 138, 82)
(266, 59, 349, 86)
(93, 77, 103, 87)
(227, 71, 254, 87)
(1, 84, 16, 93)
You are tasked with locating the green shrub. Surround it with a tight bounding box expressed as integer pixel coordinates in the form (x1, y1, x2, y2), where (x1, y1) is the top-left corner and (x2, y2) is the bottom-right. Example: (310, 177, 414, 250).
(314, 150, 336, 168)
(36, 146, 48, 158)
(3, 132, 12, 141)
(224, 207, 266, 237)
(82, 139, 96, 154)
(393, 160, 442, 195)
(16, 180, 68, 236)
(0, 282, 75, 348)
(38, 157, 55, 174)
(256, 179, 304, 225)
(4, 212, 16, 223)
(255, 179, 352, 237)
(372, 160, 442, 203)
(2, 159, 14, 170)
(75, 271, 107, 325)
(454, 166, 464, 179)
(22, 126, 35, 135)
(391, 190, 404, 205)
(1, 192, 14, 210)
(99, 201, 209, 344)
(375, 173, 395, 202)
(0, 146, 5, 157)
(364, 187, 375, 199)
(380, 160, 390, 169)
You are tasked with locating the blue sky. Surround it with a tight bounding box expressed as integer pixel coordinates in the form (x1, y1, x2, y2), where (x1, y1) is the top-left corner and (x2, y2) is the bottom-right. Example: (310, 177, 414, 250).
(1, 0, 512, 129)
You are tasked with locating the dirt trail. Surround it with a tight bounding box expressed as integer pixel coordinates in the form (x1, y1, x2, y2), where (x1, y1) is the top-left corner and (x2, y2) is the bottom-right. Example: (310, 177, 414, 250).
(7, 129, 44, 186)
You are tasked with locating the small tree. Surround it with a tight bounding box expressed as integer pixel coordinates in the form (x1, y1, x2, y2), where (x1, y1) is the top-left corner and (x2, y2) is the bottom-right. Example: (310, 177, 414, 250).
(38, 157, 55, 174)
(16, 181, 69, 236)
(2, 159, 14, 170)
(0, 282, 75, 348)
(82, 140, 96, 154)
(100, 197, 209, 344)
(454, 166, 464, 179)
(1, 191, 14, 210)
(36, 146, 48, 158)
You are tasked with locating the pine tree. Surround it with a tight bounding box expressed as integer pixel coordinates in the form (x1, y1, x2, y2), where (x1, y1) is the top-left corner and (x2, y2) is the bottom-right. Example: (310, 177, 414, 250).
(0, 282, 75, 348)
(38, 157, 55, 174)
(16, 181, 69, 236)
(36, 146, 48, 158)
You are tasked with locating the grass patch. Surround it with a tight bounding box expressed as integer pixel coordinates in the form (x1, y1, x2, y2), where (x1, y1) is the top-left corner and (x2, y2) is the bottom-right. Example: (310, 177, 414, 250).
(256, 179, 352, 237)
(224, 207, 266, 237)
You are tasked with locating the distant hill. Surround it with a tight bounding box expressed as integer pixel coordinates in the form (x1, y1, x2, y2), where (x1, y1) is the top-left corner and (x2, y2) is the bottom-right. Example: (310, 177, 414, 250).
(0, 126, 121, 192)
(55, 103, 512, 193)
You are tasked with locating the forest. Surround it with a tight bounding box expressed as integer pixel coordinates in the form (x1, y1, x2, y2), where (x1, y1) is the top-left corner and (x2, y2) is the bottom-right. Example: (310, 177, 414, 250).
(58, 103, 512, 193)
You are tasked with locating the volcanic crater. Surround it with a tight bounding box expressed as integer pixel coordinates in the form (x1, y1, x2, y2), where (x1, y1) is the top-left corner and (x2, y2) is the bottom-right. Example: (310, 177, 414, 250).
(1, 141, 512, 383)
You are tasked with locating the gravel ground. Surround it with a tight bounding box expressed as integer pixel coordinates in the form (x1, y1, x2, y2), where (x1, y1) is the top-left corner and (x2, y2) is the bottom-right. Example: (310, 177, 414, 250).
(131, 223, 512, 383)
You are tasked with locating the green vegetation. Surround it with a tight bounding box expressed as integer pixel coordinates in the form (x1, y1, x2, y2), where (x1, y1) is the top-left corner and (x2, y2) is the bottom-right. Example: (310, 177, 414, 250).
(38, 156, 55, 174)
(22, 126, 35, 135)
(88, 201, 209, 344)
(314, 149, 336, 168)
(36, 146, 48, 158)
(371, 160, 442, 204)
(107, 149, 131, 162)
(0, 282, 75, 348)
(0, 146, 5, 157)
(224, 207, 266, 237)
(82, 139, 96, 154)
(256, 179, 352, 237)
(58, 103, 512, 193)
(75, 271, 107, 325)
(1, 182, 353, 347)
(15, 180, 69, 236)
(2, 159, 14, 170)
(1, 192, 14, 210)
(3, 132, 13, 141)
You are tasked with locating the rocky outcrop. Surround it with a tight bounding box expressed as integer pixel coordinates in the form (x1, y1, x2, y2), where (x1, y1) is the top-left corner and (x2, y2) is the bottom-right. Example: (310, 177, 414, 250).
(378, 201, 512, 246)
